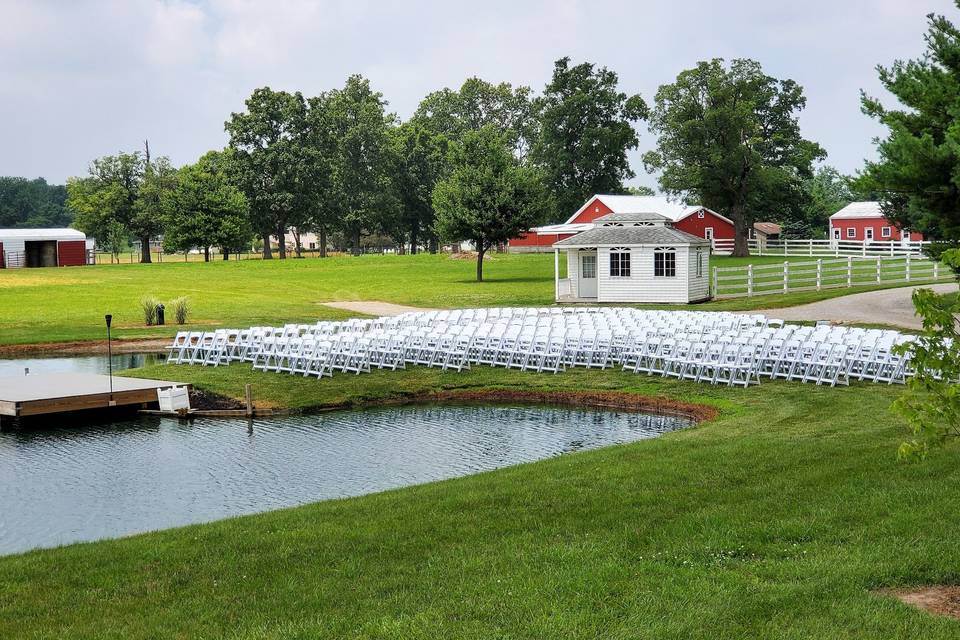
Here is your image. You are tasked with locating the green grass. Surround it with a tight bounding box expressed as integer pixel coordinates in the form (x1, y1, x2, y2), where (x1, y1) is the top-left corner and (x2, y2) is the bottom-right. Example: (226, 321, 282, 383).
(1, 365, 958, 638)
(0, 253, 935, 347)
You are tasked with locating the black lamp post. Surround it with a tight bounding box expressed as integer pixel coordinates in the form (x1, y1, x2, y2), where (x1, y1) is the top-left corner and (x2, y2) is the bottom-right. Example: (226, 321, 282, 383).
(105, 314, 113, 400)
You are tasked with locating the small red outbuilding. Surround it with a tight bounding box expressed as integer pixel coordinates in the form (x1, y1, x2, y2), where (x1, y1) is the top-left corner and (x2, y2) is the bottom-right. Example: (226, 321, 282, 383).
(828, 202, 923, 243)
(0, 228, 92, 268)
(509, 195, 735, 252)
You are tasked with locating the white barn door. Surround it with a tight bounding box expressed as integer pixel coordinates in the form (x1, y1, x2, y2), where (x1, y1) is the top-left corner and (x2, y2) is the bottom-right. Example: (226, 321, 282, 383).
(579, 252, 597, 298)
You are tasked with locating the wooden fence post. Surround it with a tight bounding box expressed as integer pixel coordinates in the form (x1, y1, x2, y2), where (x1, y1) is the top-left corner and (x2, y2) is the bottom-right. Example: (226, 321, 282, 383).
(906, 254, 911, 282)
(783, 261, 789, 294)
(934, 262, 939, 280)
(876, 256, 882, 283)
(808, 239, 813, 256)
(847, 256, 853, 287)
(816, 259, 822, 290)
(747, 264, 753, 297)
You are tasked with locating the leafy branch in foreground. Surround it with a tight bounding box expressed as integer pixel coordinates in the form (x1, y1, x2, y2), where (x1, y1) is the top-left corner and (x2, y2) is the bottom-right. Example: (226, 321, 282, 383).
(894, 249, 960, 460)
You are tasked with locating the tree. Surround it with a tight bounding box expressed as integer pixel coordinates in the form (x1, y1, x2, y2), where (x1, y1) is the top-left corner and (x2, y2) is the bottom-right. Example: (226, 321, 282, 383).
(644, 58, 825, 256)
(625, 185, 656, 196)
(532, 57, 648, 221)
(433, 126, 549, 281)
(799, 165, 857, 234)
(0, 177, 71, 228)
(162, 150, 252, 261)
(390, 121, 449, 253)
(326, 75, 399, 255)
(225, 87, 310, 259)
(859, 6, 960, 241)
(414, 77, 535, 157)
(67, 151, 172, 263)
(893, 249, 960, 460)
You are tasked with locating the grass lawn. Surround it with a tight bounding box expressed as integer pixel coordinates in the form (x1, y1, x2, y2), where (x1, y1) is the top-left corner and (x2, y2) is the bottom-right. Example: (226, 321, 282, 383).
(1, 365, 958, 638)
(0, 253, 940, 347)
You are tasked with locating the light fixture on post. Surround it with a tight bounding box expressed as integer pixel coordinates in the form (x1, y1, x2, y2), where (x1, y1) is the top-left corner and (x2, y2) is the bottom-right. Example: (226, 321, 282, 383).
(105, 314, 114, 404)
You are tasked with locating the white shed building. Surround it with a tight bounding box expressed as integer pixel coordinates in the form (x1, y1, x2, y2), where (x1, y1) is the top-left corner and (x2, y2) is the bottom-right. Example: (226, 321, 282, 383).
(0, 228, 93, 268)
(552, 212, 711, 304)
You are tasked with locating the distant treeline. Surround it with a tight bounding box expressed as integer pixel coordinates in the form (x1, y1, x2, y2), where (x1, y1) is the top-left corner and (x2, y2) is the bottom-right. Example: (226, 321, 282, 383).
(0, 177, 72, 228)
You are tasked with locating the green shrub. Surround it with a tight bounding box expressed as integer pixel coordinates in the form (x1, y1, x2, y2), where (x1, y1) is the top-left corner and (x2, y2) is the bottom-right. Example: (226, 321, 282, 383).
(139, 295, 160, 326)
(171, 297, 190, 325)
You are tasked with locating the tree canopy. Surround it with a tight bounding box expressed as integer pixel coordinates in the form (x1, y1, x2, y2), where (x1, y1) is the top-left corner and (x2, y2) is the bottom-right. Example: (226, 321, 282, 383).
(859, 5, 960, 241)
(644, 58, 825, 256)
(532, 57, 648, 221)
(433, 126, 549, 281)
(0, 177, 71, 228)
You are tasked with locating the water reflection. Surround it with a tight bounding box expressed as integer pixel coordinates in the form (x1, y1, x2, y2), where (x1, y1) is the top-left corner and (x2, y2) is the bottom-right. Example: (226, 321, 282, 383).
(0, 404, 691, 555)
(0, 353, 165, 378)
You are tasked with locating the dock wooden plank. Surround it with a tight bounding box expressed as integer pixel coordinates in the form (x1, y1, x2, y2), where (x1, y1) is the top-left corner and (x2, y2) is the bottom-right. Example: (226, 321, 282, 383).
(0, 373, 190, 417)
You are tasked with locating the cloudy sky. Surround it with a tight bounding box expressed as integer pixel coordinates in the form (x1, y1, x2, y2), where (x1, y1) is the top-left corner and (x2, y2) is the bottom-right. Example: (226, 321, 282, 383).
(1, 0, 955, 188)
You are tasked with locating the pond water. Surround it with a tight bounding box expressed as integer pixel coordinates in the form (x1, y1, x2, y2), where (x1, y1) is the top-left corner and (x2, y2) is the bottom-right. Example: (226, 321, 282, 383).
(0, 352, 166, 378)
(0, 404, 692, 556)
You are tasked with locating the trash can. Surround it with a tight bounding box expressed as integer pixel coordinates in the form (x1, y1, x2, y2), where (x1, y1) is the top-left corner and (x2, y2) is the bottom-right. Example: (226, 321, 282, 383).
(156, 304, 165, 325)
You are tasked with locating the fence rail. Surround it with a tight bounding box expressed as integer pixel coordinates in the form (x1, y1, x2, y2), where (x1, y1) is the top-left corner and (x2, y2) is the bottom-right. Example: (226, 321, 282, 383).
(711, 237, 931, 258)
(712, 255, 952, 298)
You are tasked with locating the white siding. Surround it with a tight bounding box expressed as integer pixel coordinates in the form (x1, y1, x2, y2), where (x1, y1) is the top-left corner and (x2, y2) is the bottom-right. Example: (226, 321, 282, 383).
(597, 246, 691, 303)
(566, 250, 579, 298)
(687, 246, 710, 301)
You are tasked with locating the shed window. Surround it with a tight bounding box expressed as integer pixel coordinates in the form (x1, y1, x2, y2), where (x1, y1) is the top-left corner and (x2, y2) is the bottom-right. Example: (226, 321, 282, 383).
(881, 226, 892, 238)
(696, 249, 703, 277)
(847, 227, 856, 238)
(654, 247, 677, 277)
(610, 248, 631, 277)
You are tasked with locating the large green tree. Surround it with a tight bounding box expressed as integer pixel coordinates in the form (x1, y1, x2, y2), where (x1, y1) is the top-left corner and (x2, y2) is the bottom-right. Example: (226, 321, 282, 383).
(413, 77, 535, 157)
(433, 126, 549, 282)
(798, 165, 857, 235)
(0, 177, 71, 228)
(225, 87, 310, 259)
(390, 121, 449, 253)
(162, 150, 252, 261)
(532, 57, 648, 221)
(67, 151, 172, 263)
(644, 58, 825, 256)
(859, 6, 960, 241)
(326, 75, 399, 254)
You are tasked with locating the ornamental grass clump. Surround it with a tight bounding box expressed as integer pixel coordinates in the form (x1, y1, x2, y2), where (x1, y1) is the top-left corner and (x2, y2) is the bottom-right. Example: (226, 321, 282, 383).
(140, 295, 160, 326)
(171, 296, 190, 325)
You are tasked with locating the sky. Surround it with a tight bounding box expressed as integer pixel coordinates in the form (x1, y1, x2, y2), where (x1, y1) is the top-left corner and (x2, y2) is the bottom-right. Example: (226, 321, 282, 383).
(1, 0, 956, 188)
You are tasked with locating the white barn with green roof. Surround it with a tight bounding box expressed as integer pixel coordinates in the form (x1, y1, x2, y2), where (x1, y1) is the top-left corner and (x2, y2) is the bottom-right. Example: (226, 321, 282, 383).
(552, 211, 711, 304)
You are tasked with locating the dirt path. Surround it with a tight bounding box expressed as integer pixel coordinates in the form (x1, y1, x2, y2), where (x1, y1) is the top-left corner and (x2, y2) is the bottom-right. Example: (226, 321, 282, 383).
(759, 283, 956, 329)
(321, 301, 438, 316)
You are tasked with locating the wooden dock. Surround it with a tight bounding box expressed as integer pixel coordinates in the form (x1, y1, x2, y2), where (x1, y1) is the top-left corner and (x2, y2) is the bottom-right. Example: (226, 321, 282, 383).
(0, 373, 190, 418)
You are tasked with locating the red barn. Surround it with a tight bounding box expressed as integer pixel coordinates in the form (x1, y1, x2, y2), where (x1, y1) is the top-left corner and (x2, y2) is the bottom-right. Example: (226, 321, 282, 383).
(0, 228, 92, 268)
(509, 195, 734, 252)
(828, 202, 923, 243)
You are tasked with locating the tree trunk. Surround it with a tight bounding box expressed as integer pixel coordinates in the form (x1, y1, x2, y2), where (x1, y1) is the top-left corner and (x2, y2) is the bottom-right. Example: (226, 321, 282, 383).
(319, 228, 327, 258)
(409, 224, 418, 255)
(140, 236, 152, 263)
(476, 241, 485, 282)
(352, 229, 361, 256)
(293, 229, 302, 258)
(731, 204, 750, 257)
(222, 249, 229, 261)
(203, 246, 210, 262)
(262, 233, 273, 259)
(429, 236, 438, 254)
(277, 225, 287, 259)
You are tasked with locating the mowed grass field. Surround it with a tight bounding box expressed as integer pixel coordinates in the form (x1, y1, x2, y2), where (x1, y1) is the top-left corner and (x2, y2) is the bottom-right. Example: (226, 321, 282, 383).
(1, 366, 959, 638)
(0, 253, 939, 346)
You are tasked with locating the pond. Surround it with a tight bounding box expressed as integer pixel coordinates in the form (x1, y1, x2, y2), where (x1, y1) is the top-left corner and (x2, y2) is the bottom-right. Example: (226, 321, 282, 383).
(0, 352, 166, 378)
(0, 404, 692, 556)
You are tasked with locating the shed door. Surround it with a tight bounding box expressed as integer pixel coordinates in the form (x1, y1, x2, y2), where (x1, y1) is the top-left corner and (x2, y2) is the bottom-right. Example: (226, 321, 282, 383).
(579, 253, 597, 298)
(865, 227, 874, 241)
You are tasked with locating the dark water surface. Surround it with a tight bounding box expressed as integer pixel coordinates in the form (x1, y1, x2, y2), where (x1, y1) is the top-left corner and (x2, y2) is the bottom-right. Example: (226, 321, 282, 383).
(0, 404, 692, 555)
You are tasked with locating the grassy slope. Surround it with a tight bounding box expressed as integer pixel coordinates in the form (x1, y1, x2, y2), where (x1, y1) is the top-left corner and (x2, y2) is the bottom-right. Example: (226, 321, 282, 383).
(1, 365, 958, 638)
(0, 254, 941, 347)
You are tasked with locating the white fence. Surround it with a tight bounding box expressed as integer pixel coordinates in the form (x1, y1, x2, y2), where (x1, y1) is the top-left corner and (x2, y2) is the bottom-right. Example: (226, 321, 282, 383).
(711, 238, 930, 258)
(713, 255, 953, 298)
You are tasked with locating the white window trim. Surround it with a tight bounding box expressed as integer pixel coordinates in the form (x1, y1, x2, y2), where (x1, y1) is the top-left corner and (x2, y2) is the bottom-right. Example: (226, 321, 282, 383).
(881, 226, 892, 238)
(653, 246, 677, 278)
(609, 248, 631, 278)
(846, 227, 856, 238)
